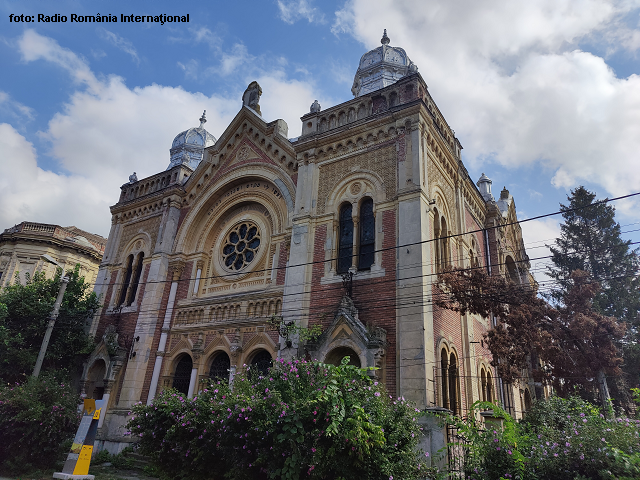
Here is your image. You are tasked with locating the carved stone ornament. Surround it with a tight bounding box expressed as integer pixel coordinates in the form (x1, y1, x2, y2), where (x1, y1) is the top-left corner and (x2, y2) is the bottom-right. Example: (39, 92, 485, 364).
(310, 100, 321, 113)
(350, 182, 362, 195)
(129, 172, 138, 184)
(242, 81, 262, 115)
(169, 259, 186, 280)
(237, 146, 251, 161)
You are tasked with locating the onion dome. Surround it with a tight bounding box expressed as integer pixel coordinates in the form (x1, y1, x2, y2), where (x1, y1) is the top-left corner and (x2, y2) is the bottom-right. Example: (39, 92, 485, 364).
(167, 111, 217, 170)
(351, 29, 418, 97)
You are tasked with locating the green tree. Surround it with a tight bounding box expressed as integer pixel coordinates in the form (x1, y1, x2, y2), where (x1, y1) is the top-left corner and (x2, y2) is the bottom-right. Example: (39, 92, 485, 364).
(547, 186, 640, 324)
(0, 265, 99, 383)
(547, 186, 640, 388)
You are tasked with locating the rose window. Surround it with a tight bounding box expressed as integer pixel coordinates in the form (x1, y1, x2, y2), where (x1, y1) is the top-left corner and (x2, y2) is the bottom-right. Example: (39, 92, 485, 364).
(222, 222, 261, 271)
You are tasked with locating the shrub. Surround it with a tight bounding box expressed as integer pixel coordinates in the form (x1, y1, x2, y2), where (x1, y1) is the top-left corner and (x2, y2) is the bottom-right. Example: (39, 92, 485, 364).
(456, 397, 640, 480)
(0, 375, 82, 473)
(129, 357, 431, 480)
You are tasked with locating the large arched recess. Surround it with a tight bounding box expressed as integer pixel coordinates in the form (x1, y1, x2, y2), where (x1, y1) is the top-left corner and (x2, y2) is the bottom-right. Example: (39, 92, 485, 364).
(174, 164, 295, 256)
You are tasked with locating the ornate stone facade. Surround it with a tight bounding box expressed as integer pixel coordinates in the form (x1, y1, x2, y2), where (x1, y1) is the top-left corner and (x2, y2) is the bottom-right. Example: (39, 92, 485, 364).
(0, 222, 106, 287)
(86, 32, 536, 453)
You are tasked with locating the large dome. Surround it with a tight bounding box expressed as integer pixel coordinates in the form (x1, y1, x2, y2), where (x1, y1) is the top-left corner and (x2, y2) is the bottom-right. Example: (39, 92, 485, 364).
(167, 111, 217, 171)
(351, 30, 418, 97)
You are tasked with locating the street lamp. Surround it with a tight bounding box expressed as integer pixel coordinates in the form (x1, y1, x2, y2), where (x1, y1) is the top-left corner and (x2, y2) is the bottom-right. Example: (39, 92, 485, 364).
(32, 255, 69, 377)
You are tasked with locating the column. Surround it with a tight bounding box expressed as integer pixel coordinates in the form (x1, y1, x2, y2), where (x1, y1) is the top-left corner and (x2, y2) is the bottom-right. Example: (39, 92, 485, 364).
(146, 261, 183, 404)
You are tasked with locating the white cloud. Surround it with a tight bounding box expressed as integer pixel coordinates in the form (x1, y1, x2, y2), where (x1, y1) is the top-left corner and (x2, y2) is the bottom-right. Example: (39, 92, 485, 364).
(17, 29, 100, 93)
(0, 90, 35, 123)
(220, 43, 253, 76)
(520, 218, 562, 287)
(277, 0, 325, 24)
(332, 0, 640, 214)
(0, 123, 107, 234)
(4, 30, 330, 235)
(98, 29, 140, 65)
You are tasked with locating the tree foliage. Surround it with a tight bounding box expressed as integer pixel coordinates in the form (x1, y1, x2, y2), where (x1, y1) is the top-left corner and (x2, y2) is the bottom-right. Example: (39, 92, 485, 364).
(0, 375, 82, 473)
(547, 186, 640, 323)
(435, 267, 624, 396)
(548, 186, 640, 391)
(455, 397, 640, 480)
(0, 265, 99, 383)
(128, 357, 433, 480)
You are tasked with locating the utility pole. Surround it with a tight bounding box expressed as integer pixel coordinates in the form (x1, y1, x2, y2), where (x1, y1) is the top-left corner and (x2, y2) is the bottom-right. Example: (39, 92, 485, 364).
(32, 275, 69, 377)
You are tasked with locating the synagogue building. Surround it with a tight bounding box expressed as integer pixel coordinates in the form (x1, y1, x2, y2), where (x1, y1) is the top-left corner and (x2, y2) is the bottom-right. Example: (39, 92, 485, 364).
(85, 31, 534, 452)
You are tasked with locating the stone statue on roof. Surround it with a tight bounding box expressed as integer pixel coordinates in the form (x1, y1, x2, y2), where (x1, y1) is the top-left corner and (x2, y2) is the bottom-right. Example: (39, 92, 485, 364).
(129, 172, 138, 184)
(242, 81, 262, 115)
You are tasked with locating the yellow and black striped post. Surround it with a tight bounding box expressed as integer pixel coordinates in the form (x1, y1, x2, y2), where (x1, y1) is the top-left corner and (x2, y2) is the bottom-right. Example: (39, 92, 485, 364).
(53, 399, 103, 480)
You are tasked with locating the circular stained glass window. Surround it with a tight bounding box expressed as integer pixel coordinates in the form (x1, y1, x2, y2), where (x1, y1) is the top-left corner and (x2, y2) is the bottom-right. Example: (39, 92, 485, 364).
(222, 222, 261, 271)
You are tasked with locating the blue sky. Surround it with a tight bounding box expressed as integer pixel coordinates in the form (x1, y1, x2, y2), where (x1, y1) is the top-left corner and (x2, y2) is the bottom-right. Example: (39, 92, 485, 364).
(1, 0, 639, 285)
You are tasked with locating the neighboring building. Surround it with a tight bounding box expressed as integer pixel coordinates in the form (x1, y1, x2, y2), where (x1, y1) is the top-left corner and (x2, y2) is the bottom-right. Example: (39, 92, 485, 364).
(0, 222, 106, 287)
(86, 31, 536, 452)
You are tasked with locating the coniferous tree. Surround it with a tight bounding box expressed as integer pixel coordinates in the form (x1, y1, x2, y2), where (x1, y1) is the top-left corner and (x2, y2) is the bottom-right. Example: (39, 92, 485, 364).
(547, 186, 640, 388)
(547, 186, 640, 322)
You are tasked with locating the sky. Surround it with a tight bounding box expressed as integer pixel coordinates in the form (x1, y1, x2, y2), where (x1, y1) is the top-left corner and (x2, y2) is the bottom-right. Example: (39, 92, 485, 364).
(1, 0, 639, 286)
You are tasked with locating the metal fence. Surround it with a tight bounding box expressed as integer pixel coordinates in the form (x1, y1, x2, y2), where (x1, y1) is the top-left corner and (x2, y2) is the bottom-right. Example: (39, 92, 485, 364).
(446, 422, 468, 479)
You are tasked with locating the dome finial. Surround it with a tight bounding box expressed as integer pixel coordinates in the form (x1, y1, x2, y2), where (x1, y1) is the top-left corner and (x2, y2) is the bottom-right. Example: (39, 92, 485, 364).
(199, 110, 207, 127)
(381, 29, 390, 45)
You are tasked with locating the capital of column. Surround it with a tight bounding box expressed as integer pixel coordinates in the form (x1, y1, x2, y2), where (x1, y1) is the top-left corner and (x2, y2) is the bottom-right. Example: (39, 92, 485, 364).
(169, 258, 186, 281)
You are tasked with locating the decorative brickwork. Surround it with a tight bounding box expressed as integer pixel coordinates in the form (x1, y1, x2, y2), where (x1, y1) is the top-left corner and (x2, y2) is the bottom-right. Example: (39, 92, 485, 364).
(316, 145, 396, 214)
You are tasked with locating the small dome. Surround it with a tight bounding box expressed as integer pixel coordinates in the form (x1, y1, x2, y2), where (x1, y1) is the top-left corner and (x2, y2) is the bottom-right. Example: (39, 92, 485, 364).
(167, 111, 217, 171)
(477, 173, 494, 202)
(351, 29, 418, 97)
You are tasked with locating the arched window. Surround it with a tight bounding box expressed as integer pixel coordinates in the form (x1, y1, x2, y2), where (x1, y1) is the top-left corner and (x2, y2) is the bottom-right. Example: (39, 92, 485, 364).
(524, 389, 532, 413)
(434, 210, 449, 272)
(434, 210, 442, 272)
(337, 203, 354, 273)
(440, 348, 460, 414)
(486, 370, 493, 403)
(118, 252, 144, 307)
(480, 369, 487, 402)
(209, 352, 231, 383)
(126, 252, 144, 306)
(449, 352, 459, 415)
(441, 349, 449, 410)
(440, 217, 449, 270)
(118, 254, 134, 306)
(506, 256, 519, 283)
(250, 350, 273, 378)
(359, 198, 375, 270)
(325, 347, 361, 367)
(172, 355, 193, 395)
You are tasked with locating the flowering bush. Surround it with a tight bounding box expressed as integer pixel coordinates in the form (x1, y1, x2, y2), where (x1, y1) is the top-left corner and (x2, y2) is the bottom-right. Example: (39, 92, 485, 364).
(0, 375, 82, 473)
(456, 397, 640, 480)
(128, 357, 432, 480)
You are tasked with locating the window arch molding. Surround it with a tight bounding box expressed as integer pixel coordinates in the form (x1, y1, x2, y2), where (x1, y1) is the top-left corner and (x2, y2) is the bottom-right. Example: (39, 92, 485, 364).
(175, 169, 294, 255)
(505, 254, 520, 284)
(114, 234, 150, 309)
(468, 236, 482, 270)
(325, 172, 386, 276)
(478, 362, 495, 404)
(437, 340, 462, 415)
(170, 352, 194, 396)
(430, 192, 454, 272)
